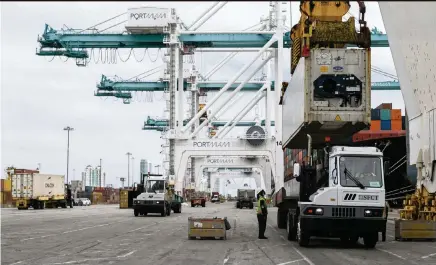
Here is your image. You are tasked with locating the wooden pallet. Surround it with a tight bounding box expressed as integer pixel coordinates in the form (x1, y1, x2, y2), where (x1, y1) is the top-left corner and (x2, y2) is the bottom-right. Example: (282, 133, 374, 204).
(188, 217, 227, 240)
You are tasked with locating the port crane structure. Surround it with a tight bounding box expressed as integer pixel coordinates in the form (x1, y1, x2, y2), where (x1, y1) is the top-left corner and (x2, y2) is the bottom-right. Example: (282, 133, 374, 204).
(34, 2, 433, 233)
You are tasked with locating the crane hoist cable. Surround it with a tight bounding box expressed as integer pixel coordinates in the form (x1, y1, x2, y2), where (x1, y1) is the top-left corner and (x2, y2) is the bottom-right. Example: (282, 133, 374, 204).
(132, 49, 147, 62)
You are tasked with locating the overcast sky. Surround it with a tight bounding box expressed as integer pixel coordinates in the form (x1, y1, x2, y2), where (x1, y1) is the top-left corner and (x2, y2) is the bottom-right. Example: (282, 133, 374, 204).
(0, 2, 404, 189)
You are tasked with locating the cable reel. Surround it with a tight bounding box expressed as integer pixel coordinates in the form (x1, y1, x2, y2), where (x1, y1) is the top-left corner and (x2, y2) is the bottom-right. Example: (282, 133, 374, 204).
(246, 126, 266, 146)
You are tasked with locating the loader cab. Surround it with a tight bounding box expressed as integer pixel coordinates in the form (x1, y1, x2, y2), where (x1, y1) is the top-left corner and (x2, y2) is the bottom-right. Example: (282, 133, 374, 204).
(293, 146, 385, 206)
(328, 146, 385, 206)
(145, 177, 166, 194)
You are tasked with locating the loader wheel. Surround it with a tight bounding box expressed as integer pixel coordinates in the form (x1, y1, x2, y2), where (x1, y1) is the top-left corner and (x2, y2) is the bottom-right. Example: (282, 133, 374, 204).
(363, 233, 378, 248)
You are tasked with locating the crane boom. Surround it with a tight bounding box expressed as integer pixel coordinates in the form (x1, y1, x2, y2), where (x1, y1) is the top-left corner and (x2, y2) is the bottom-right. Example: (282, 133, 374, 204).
(379, 2, 436, 224)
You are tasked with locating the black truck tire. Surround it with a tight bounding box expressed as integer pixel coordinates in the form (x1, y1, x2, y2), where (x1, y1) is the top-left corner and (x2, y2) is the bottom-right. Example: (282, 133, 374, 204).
(286, 212, 297, 241)
(167, 203, 171, 216)
(277, 210, 287, 229)
(236, 202, 240, 208)
(174, 204, 181, 213)
(363, 233, 378, 248)
(249, 202, 254, 209)
(134, 209, 139, 217)
(297, 217, 310, 247)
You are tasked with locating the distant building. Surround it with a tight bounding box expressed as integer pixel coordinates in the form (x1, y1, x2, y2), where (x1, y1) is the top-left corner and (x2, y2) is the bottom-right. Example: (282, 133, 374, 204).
(140, 159, 148, 175)
(81, 165, 105, 187)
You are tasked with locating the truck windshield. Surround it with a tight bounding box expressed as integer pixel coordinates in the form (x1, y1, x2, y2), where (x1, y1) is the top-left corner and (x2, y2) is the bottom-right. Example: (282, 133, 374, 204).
(146, 180, 165, 193)
(339, 156, 383, 188)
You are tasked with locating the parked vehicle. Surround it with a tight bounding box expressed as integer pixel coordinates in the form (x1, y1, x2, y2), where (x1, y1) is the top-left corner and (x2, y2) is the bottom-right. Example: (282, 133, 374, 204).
(80, 198, 91, 206)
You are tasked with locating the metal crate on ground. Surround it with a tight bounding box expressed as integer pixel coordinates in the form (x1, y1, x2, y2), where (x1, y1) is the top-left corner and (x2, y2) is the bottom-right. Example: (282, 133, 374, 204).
(188, 217, 229, 240)
(394, 219, 436, 241)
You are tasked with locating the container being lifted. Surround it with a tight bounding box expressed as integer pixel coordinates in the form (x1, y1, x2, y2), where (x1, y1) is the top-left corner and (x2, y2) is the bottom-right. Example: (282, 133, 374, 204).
(11, 173, 73, 210)
(281, 47, 371, 149)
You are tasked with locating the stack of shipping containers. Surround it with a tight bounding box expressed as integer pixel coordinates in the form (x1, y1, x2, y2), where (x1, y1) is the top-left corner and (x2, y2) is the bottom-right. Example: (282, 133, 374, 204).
(369, 103, 404, 131)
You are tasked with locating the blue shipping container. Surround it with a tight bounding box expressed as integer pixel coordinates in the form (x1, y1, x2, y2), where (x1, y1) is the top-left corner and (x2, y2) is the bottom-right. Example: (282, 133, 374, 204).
(371, 109, 381, 120)
(380, 109, 391, 120)
(381, 120, 392, 130)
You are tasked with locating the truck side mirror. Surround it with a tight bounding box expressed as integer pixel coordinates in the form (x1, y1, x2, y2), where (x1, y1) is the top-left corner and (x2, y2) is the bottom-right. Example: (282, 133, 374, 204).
(294, 163, 301, 182)
(384, 161, 390, 176)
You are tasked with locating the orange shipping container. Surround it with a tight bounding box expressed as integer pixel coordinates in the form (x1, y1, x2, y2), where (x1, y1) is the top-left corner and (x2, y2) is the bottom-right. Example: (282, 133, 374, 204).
(370, 120, 381, 131)
(391, 109, 402, 120)
(391, 120, 402, 131)
(1, 179, 11, 192)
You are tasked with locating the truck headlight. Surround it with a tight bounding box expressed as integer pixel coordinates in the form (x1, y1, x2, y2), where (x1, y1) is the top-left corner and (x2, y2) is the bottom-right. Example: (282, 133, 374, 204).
(364, 209, 383, 217)
(304, 207, 324, 216)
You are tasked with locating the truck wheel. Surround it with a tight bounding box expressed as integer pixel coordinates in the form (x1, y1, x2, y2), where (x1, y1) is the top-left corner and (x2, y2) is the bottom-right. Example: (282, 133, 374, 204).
(167, 205, 171, 216)
(236, 202, 240, 208)
(134, 210, 139, 217)
(201, 201, 206, 207)
(296, 217, 310, 247)
(191, 204, 194, 208)
(363, 233, 378, 248)
(249, 202, 254, 209)
(286, 213, 297, 241)
(40, 201, 45, 210)
(277, 210, 287, 229)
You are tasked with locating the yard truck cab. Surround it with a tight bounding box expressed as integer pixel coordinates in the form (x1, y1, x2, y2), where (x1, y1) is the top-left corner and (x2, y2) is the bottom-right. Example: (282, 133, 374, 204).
(277, 144, 387, 248)
(132, 175, 181, 217)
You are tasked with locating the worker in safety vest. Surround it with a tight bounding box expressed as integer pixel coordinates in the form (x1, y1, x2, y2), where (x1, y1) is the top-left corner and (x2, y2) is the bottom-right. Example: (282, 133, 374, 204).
(256, 189, 268, 239)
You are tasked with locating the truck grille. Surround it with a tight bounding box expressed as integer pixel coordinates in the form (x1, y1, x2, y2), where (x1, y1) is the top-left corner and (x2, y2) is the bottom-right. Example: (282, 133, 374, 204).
(332, 207, 356, 218)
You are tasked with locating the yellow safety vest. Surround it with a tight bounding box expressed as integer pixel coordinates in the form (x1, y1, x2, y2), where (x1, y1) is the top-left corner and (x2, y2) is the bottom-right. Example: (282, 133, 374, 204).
(257, 197, 266, 214)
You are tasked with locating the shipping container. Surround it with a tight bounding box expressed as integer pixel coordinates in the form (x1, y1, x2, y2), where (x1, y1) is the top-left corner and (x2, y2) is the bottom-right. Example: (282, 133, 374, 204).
(381, 120, 392, 130)
(370, 120, 381, 131)
(376, 103, 392, 110)
(92, 192, 103, 204)
(371, 109, 381, 120)
(11, 173, 64, 199)
(119, 190, 129, 209)
(282, 48, 370, 149)
(380, 109, 391, 120)
(391, 120, 402, 131)
(0, 179, 11, 192)
(391, 109, 402, 120)
(1, 191, 13, 206)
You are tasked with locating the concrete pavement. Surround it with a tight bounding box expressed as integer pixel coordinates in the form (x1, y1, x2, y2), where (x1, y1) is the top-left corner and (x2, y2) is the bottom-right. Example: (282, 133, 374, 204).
(1, 203, 435, 265)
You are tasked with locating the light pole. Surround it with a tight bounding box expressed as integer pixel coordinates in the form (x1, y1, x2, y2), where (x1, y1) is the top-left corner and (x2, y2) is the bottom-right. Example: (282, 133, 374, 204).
(155, 165, 161, 174)
(63, 126, 74, 184)
(126, 152, 132, 188)
(131, 156, 135, 185)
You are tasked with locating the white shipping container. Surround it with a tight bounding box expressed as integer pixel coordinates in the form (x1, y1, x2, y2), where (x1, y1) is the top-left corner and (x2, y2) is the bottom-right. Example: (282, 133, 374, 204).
(126, 7, 176, 32)
(11, 174, 65, 199)
(282, 48, 371, 149)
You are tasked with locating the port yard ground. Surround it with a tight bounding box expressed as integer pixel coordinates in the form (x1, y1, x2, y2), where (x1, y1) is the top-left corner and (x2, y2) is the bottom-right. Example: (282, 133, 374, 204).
(1, 204, 435, 265)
